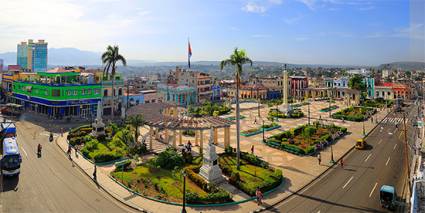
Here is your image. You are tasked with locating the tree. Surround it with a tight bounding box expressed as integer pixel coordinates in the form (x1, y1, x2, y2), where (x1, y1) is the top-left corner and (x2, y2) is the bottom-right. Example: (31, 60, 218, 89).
(102, 45, 127, 115)
(126, 114, 144, 146)
(220, 48, 253, 170)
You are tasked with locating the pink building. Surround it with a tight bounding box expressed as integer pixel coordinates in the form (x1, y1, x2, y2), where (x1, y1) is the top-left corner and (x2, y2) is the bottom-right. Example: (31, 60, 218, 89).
(290, 76, 308, 100)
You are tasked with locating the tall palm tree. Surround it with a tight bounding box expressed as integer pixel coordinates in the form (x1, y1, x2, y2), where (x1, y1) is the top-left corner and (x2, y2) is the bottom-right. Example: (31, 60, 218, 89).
(126, 114, 144, 146)
(220, 48, 252, 170)
(102, 45, 127, 115)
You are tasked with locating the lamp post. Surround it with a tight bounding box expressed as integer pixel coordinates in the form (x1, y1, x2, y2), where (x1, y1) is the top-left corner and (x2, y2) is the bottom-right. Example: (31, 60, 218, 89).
(262, 119, 265, 142)
(182, 170, 187, 213)
(308, 99, 311, 125)
(330, 134, 335, 164)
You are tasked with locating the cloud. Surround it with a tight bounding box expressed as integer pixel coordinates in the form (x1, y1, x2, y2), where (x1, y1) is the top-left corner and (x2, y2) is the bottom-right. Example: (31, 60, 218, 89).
(0, 0, 158, 53)
(242, 2, 267, 13)
(241, 0, 283, 13)
(297, 0, 376, 11)
(297, 0, 317, 10)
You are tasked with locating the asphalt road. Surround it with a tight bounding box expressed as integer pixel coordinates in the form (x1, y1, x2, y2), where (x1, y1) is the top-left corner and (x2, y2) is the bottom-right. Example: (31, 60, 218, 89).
(0, 119, 133, 213)
(270, 104, 418, 213)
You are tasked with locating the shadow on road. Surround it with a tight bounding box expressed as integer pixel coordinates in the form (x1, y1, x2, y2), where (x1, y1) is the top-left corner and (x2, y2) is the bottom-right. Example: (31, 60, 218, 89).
(285, 190, 386, 213)
(1, 175, 20, 192)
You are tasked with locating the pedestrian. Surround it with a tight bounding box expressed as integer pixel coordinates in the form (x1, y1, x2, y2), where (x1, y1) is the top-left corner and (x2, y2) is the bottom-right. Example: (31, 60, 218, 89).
(187, 140, 192, 152)
(251, 145, 254, 155)
(75, 146, 79, 158)
(93, 164, 97, 182)
(255, 187, 263, 206)
(67, 144, 72, 158)
(340, 157, 344, 168)
(60, 127, 63, 137)
(371, 117, 373, 123)
(317, 153, 321, 165)
(254, 117, 257, 124)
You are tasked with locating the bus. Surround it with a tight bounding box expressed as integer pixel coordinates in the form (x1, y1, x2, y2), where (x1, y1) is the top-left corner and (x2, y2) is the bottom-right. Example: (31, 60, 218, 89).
(1, 137, 21, 176)
(0, 121, 21, 176)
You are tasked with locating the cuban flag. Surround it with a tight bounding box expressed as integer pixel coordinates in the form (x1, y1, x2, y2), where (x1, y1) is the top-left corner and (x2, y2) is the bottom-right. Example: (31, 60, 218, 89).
(188, 39, 192, 68)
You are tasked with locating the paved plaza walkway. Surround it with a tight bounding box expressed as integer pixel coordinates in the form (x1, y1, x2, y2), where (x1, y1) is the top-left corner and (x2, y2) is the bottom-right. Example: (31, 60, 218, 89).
(56, 100, 391, 213)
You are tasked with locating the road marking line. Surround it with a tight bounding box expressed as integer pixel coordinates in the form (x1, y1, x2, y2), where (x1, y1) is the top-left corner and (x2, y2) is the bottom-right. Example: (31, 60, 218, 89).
(388, 132, 393, 135)
(378, 139, 382, 144)
(394, 144, 397, 150)
(386, 157, 391, 166)
(317, 211, 321, 213)
(342, 176, 354, 189)
(369, 182, 378, 197)
(20, 147, 28, 158)
(364, 153, 372, 162)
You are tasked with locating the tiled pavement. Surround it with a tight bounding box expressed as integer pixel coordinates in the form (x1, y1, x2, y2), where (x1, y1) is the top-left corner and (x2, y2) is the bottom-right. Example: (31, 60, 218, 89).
(57, 100, 391, 213)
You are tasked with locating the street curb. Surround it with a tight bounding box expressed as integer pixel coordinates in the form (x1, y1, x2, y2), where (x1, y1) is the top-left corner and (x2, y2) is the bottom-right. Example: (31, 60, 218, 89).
(258, 108, 392, 212)
(54, 137, 149, 213)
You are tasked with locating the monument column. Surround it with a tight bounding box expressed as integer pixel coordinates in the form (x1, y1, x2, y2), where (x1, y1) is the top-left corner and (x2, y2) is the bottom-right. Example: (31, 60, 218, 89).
(199, 130, 204, 155)
(213, 128, 218, 145)
(224, 127, 230, 148)
(179, 130, 183, 146)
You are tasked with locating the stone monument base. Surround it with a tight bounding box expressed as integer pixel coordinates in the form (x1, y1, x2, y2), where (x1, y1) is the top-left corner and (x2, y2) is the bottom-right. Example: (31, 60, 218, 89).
(199, 163, 223, 184)
(279, 104, 292, 115)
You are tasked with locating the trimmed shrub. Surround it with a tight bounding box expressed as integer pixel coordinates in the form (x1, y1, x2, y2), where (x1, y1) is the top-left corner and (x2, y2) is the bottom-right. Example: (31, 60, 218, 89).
(154, 147, 184, 170)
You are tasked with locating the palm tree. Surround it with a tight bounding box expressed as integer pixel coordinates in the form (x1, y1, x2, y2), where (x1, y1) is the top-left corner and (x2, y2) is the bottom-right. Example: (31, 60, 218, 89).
(102, 45, 127, 115)
(220, 48, 252, 170)
(126, 114, 145, 146)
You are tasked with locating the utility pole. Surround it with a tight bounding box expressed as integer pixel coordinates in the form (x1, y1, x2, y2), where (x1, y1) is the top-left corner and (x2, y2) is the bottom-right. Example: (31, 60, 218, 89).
(403, 112, 411, 193)
(308, 100, 311, 125)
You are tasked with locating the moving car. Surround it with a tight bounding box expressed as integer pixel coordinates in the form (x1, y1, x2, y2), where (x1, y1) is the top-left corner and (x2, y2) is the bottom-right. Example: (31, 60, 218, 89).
(380, 185, 396, 210)
(355, 139, 367, 150)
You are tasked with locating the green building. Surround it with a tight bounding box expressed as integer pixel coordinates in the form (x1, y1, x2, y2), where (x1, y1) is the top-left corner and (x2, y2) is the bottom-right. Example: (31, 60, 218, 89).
(12, 71, 102, 118)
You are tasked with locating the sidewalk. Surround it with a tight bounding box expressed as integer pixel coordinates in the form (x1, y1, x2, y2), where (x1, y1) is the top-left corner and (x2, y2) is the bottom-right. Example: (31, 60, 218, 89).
(55, 105, 390, 213)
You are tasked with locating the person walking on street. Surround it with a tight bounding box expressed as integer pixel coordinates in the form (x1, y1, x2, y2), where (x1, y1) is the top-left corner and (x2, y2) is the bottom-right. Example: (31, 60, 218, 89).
(340, 157, 344, 168)
(255, 187, 263, 206)
(251, 145, 254, 155)
(317, 153, 321, 165)
(187, 140, 192, 152)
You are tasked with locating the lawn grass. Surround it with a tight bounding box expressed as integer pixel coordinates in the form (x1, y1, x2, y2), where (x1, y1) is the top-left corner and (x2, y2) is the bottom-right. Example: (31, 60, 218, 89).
(111, 164, 207, 202)
(219, 153, 282, 196)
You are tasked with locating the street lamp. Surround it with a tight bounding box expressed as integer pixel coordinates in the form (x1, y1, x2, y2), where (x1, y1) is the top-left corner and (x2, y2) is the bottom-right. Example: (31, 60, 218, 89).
(262, 119, 265, 142)
(182, 170, 187, 213)
(308, 99, 311, 125)
(328, 97, 332, 118)
(329, 134, 335, 164)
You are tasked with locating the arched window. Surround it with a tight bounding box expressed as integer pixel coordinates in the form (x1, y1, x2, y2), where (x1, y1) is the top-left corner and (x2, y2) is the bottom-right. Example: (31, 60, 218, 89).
(118, 88, 123, 96)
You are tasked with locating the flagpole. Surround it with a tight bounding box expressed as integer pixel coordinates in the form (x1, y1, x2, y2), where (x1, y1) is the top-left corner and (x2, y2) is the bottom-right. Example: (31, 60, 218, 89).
(188, 38, 191, 69)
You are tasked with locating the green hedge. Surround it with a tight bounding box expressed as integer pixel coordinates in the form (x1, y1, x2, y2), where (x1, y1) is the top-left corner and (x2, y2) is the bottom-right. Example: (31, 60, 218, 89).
(332, 106, 376, 122)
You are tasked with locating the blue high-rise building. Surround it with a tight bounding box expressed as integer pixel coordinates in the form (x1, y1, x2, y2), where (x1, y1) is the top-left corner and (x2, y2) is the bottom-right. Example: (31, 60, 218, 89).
(17, 39, 48, 72)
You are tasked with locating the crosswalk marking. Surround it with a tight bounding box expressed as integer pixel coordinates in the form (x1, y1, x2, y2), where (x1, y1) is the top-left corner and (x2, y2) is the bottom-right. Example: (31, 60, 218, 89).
(381, 117, 404, 125)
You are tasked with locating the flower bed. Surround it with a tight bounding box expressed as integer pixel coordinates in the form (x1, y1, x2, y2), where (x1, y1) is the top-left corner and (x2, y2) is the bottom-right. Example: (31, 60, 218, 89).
(68, 123, 146, 163)
(362, 99, 394, 108)
(241, 123, 281, 137)
(219, 151, 283, 196)
(111, 148, 232, 204)
(225, 115, 246, 121)
(268, 109, 304, 119)
(319, 105, 339, 112)
(332, 106, 377, 122)
(264, 122, 348, 156)
(188, 102, 231, 117)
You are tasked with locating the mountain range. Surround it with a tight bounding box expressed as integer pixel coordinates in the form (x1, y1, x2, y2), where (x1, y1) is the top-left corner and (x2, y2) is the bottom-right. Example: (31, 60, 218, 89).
(0, 48, 424, 70)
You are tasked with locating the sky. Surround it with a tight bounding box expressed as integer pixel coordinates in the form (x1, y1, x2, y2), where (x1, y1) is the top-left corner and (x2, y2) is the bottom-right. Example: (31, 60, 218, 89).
(0, 0, 423, 65)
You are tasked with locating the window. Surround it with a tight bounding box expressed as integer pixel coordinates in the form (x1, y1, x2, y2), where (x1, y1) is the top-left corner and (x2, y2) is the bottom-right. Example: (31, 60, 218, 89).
(87, 89, 91, 95)
(104, 89, 108, 96)
(94, 89, 100, 95)
(67, 90, 72, 96)
(74, 90, 77, 95)
(52, 89, 60, 97)
(82, 89, 85, 95)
